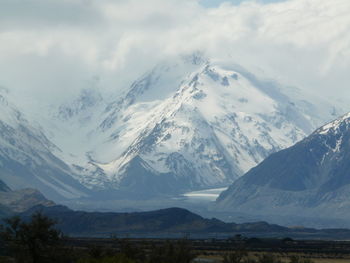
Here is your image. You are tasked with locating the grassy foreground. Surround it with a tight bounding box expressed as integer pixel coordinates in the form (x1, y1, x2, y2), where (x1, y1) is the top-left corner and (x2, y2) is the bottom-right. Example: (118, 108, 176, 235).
(2, 212, 350, 263)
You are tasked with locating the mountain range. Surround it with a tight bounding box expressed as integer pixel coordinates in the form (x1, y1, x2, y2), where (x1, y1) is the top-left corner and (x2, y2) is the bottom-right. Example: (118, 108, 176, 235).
(14, 203, 350, 239)
(0, 54, 341, 203)
(216, 112, 350, 227)
(1, 178, 350, 238)
(0, 91, 88, 201)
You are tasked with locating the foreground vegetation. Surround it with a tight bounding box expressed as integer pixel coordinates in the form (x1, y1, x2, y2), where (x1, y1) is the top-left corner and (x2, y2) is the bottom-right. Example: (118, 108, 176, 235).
(0, 213, 347, 263)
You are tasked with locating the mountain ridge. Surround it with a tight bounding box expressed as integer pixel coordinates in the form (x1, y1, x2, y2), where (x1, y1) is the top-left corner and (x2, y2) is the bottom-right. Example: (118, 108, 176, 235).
(15, 204, 350, 239)
(216, 111, 350, 227)
(0, 55, 344, 202)
(38, 56, 338, 199)
(0, 92, 89, 201)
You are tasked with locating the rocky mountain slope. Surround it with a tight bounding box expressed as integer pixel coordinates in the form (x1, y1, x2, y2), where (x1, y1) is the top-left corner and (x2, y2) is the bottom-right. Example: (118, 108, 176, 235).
(0, 91, 88, 201)
(0, 54, 342, 201)
(216, 112, 350, 227)
(0, 179, 54, 216)
(40, 55, 337, 199)
(0, 179, 10, 192)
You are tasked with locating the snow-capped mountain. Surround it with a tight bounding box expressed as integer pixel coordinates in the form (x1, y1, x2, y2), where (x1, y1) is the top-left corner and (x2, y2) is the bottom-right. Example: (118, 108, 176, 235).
(1, 53, 342, 201)
(41, 55, 339, 199)
(216, 112, 350, 227)
(0, 89, 88, 201)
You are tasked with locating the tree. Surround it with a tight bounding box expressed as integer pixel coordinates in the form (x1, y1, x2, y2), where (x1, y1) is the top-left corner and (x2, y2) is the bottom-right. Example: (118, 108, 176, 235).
(0, 211, 64, 263)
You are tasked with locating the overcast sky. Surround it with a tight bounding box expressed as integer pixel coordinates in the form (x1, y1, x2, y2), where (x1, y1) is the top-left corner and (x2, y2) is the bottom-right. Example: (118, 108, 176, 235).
(0, 0, 349, 111)
(200, 0, 287, 7)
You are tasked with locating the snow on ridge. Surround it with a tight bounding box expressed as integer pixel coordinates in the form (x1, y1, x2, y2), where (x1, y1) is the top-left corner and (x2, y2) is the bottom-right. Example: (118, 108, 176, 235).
(76, 61, 323, 191)
(316, 112, 350, 135)
(0, 91, 88, 200)
(1, 55, 341, 197)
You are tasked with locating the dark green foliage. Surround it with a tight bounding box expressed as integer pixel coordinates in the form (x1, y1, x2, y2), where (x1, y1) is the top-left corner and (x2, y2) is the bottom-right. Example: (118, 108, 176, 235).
(0, 212, 66, 263)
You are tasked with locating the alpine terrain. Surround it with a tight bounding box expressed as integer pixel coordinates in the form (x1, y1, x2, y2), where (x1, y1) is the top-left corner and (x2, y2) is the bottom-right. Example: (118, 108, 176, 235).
(42, 55, 336, 199)
(0, 90, 88, 201)
(216, 112, 350, 227)
(0, 54, 341, 201)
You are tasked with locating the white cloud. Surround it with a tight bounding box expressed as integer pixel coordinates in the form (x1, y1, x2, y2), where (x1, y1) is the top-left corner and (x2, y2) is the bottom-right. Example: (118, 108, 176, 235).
(0, 0, 349, 110)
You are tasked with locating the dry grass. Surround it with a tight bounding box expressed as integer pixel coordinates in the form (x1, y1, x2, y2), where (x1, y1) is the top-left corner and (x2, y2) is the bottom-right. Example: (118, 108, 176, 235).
(196, 251, 350, 263)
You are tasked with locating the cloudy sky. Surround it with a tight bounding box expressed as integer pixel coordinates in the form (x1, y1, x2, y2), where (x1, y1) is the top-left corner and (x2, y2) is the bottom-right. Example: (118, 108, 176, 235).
(0, 0, 349, 111)
(200, 0, 287, 7)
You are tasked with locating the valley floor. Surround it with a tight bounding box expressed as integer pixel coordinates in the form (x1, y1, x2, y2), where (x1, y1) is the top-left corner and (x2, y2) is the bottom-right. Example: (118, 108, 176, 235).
(196, 253, 350, 263)
(64, 237, 350, 262)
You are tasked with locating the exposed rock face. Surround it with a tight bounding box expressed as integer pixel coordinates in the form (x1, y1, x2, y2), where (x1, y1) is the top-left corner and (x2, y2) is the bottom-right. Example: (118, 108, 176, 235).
(51, 57, 327, 198)
(0, 55, 339, 200)
(0, 93, 88, 201)
(217, 113, 350, 223)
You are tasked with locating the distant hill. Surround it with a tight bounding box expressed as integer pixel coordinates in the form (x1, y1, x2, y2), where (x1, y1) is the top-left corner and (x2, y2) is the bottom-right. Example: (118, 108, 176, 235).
(0, 180, 54, 214)
(20, 205, 288, 237)
(19, 205, 350, 239)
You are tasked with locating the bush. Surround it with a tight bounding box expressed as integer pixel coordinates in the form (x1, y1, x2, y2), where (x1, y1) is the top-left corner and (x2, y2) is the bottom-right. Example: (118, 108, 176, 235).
(0, 212, 67, 263)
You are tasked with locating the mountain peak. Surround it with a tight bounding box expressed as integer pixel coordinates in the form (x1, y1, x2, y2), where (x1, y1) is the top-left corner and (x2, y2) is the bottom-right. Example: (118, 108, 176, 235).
(0, 58, 342, 203)
(77, 62, 329, 197)
(316, 112, 350, 135)
(180, 51, 209, 66)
